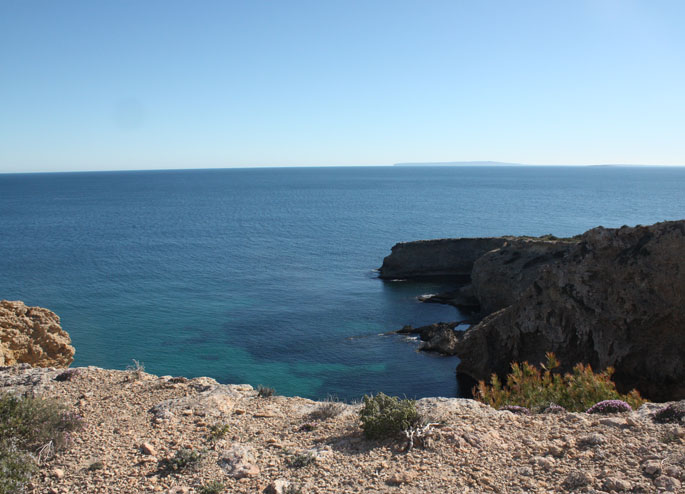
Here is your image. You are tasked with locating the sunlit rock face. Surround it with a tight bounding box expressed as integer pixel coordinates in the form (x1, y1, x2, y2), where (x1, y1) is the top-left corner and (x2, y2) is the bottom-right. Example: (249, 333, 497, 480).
(0, 300, 74, 368)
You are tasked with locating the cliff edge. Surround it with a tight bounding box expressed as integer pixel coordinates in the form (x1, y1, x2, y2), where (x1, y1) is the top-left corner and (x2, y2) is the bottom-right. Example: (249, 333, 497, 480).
(0, 299, 75, 368)
(385, 220, 685, 402)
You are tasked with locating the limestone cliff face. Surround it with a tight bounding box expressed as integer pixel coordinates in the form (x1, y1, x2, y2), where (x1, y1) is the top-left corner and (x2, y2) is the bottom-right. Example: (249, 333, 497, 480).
(0, 300, 74, 368)
(455, 221, 685, 401)
(471, 238, 577, 314)
(379, 237, 508, 280)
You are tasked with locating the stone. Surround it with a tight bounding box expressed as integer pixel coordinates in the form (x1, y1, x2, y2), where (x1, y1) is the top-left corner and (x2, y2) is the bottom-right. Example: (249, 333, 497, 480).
(533, 456, 555, 470)
(654, 476, 681, 491)
(51, 468, 65, 479)
(642, 460, 661, 476)
(0, 300, 74, 367)
(599, 418, 626, 427)
(141, 442, 157, 456)
(167, 487, 189, 494)
(219, 444, 260, 479)
(387, 471, 416, 485)
(264, 479, 291, 494)
(602, 476, 632, 492)
(577, 433, 606, 447)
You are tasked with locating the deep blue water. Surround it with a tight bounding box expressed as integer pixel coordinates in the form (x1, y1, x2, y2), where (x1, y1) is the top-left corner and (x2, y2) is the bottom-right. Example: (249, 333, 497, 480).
(1, 166, 684, 400)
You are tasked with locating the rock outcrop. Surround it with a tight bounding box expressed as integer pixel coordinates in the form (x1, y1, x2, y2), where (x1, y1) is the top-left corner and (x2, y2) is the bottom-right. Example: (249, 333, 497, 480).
(378, 237, 509, 280)
(454, 221, 685, 401)
(470, 237, 576, 314)
(0, 300, 74, 368)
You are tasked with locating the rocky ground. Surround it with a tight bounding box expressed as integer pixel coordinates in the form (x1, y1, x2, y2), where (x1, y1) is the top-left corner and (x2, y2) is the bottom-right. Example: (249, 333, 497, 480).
(2, 365, 683, 494)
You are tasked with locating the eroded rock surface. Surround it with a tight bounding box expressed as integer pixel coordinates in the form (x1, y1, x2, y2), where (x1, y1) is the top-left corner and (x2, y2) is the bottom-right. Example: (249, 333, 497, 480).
(471, 237, 576, 314)
(0, 299, 74, 368)
(455, 221, 685, 401)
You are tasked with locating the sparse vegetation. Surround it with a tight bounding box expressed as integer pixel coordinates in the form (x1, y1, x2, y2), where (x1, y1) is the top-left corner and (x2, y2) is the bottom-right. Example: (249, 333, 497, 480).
(0, 393, 83, 454)
(652, 403, 685, 424)
(287, 451, 316, 469)
(0, 440, 37, 494)
(474, 353, 645, 413)
(308, 395, 346, 421)
(207, 423, 230, 440)
(359, 393, 422, 440)
(586, 400, 632, 414)
(126, 360, 146, 381)
(197, 480, 225, 494)
(0, 394, 82, 492)
(158, 448, 204, 473)
(257, 385, 275, 398)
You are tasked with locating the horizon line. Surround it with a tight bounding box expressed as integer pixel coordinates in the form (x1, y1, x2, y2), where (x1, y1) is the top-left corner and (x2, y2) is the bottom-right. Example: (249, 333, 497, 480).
(2, 162, 685, 175)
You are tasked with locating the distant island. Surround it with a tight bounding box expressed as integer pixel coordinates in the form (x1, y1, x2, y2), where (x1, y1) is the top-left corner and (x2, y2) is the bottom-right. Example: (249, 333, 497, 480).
(393, 161, 676, 167)
(394, 161, 524, 167)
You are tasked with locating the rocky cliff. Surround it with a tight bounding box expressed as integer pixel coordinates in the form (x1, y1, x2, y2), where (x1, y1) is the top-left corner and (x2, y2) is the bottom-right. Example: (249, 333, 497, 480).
(378, 237, 509, 280)
(0, 299, 75, 367)
(454, 221, 685, 401)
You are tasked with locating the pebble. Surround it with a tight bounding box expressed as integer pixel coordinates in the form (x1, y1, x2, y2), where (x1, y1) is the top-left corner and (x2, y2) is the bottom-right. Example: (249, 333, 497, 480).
(140, 442, 157, 456)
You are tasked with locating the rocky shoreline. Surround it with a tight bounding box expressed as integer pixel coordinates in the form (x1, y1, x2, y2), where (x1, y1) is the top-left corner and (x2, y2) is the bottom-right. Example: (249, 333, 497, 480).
(1, 364, 684, 494)
(383, 220, 685, 402)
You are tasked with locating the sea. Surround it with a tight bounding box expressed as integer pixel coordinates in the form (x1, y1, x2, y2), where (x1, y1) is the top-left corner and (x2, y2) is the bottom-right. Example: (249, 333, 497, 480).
(1, 166, 684, 400)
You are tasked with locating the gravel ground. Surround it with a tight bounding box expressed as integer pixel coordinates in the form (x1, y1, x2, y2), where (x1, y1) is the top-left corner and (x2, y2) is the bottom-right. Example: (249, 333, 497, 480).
(1, 364, 683, 494)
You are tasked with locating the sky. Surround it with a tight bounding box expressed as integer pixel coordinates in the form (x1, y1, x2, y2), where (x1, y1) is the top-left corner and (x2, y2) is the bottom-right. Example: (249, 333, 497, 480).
(1, 0, 685, 173)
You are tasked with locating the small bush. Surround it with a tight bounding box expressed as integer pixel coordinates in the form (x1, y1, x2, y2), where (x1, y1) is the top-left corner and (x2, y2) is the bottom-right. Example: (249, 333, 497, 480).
(198, 480, 225, 494)
(0, 394, 83, 454)
(474, 353, 646, 413)
(586, 400, 632, 414)
(0, 440, 37, 494)
(126, 360, 145, 381)
(257, 385, 275, 398)
(287, 451, 316, 469)
(359, 393, 422, 440)
(653, 403, 685, 424)
(308, 396, 346, 421)
(158, 448, 204, 473)
(207, 423, 230, 440)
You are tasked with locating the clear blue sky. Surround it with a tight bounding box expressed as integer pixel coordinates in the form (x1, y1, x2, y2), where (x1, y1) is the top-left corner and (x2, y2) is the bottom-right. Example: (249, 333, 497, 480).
(1, 0, 684, 172)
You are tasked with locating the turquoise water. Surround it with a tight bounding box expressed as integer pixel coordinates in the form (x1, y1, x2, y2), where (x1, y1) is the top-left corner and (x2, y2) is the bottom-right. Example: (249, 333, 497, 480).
(1, 166, 684, 399)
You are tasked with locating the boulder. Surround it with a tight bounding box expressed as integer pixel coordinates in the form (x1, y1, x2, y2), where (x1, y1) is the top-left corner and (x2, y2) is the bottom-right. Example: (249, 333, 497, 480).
(0, 300, 74, 368)
(454, 221, 685, 401)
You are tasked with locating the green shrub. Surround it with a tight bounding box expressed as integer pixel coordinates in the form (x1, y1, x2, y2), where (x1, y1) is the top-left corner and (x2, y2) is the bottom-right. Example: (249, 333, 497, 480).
(0, 440, 36, 494)
(198, 480, 225, 494)
(0, 394, 83, 454)
(359, 393, 422, 440)
(474, 353, 645, 412)
(207, 423, 230, 440)
(158, 448, 204, 473)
